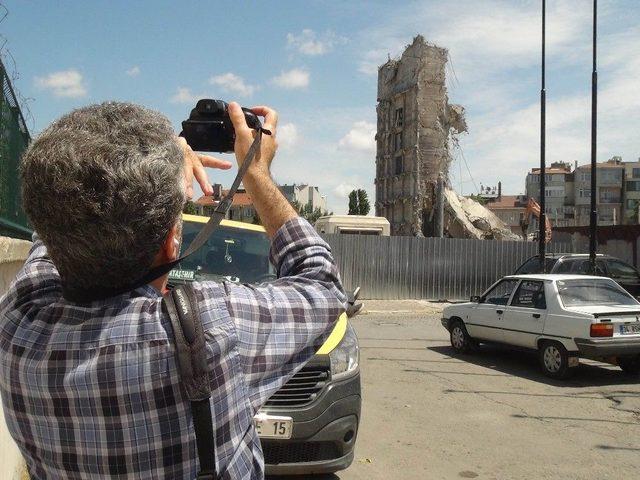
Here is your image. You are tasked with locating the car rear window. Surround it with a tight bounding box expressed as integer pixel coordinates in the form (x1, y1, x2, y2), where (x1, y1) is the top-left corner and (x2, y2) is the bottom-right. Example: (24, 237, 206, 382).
(554, 259, 606, 275)
(557, 279, 639, 307)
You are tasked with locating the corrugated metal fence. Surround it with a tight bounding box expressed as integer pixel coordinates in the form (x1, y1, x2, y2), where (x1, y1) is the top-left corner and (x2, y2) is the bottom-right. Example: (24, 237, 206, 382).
(322, 234, 573, 301)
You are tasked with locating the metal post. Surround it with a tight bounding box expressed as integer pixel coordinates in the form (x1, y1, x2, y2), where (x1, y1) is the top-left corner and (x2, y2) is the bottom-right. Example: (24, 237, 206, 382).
(539, 0, 547, 271)
(589, 0, 598, 272)
(435, 175, 444, 237)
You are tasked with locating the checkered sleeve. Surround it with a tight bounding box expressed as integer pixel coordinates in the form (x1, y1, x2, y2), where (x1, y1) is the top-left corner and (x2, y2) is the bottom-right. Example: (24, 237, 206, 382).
(26, 232, 49, 264)
(11, 232, 59, 289)
(223, 217, 347, 411)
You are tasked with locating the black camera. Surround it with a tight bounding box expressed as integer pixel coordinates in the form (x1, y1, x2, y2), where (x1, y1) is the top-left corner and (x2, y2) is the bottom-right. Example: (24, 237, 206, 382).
(180, 99, 262, 153)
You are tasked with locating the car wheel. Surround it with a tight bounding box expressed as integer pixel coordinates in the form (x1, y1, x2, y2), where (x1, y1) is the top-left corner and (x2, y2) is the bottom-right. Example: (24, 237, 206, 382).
(538, 341, 574, 379)
(449, 320, 475, 354)
(618, 356, 640, 375)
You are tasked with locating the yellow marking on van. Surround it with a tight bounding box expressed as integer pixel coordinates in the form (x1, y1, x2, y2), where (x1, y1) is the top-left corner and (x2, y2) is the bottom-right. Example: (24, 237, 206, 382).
(317, 313, 348, 354)
(182, 213, 267, 232)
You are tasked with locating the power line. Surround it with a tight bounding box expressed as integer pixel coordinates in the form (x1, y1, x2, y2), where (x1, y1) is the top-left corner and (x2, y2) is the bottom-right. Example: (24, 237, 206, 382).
(456, 142, 480, 194)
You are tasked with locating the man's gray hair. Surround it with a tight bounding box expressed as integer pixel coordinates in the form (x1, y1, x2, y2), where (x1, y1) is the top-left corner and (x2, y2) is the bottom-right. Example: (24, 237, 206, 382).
(21, 102, 185, 291)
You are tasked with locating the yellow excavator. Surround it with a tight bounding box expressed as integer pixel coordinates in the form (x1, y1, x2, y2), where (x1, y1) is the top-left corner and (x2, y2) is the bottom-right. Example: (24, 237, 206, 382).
(520, 198, 552, 243)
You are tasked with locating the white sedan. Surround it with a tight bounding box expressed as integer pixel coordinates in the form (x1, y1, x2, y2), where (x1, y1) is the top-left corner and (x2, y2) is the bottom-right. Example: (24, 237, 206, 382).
(441, 274, 640, 379)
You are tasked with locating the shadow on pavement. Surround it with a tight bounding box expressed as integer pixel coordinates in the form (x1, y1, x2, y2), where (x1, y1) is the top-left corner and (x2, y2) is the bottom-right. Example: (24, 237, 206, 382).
(267, 475, 340, 480)
(428, 344, 640, 387)
(596, 444, 640, 452)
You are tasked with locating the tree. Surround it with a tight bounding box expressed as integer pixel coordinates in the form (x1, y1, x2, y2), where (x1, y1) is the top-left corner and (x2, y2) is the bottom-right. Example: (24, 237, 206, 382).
(468, 194, 487, 206)
(290, 199, 331, 224)
(183, 200, 198, 215)
(348, 189, 370, 215)
(357, 189, 370, 216)
(348, 191, 358, 215)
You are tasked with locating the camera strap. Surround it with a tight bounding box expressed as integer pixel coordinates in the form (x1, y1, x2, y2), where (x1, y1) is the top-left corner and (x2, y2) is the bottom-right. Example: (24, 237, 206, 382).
(62, 127, 271, 303)
(162, 282, 217, 480)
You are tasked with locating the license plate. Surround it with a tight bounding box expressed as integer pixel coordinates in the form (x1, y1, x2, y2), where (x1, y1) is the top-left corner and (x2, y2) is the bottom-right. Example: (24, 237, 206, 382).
(168, 269, 195, 281)
(254, 413, 293, 439)
(620, 324, 640, 335)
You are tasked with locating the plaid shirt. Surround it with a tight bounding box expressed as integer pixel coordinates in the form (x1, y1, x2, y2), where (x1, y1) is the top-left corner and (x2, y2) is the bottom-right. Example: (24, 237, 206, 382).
(0, 217, 346, 479)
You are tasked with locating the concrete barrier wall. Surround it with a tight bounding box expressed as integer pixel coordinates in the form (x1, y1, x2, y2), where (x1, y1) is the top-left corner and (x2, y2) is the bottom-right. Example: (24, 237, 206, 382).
(554, 225, 640, 267)
(0, 236, 32, 480)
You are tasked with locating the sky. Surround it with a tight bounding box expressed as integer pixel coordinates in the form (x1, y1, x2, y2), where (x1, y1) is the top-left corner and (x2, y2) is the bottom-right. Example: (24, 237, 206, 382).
(1, 0, 639, 214)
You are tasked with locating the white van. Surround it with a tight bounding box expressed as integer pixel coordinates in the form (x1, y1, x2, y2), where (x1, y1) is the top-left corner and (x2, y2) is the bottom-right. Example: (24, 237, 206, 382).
(315, 215, 390, 236)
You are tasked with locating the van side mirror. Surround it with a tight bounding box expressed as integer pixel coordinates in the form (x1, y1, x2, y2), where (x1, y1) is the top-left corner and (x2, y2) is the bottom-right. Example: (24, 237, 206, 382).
(470, 295, 481, 303)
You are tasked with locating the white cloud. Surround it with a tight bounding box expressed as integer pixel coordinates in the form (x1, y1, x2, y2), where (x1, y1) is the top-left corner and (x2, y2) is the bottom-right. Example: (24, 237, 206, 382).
(356, 0, 591, 78)
(334, 183, 358, 199)
(34, 69, 87, 98)
(277, 123, 299, 149)
(286, 29, 346, 56)
(170, 87, 206, 104)
(262, 105, 376, 214)
(338, 121, 376, 152)
(350, 0, 640, 200)
(126, 66, 141, 77)
(455, 42, 640, 195)
(271, 68, 310, 89)
(209, 72, 257, 97)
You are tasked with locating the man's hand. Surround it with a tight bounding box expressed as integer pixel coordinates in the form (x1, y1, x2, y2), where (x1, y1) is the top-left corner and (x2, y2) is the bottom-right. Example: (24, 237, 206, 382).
(177, 136, 232, 199)
(227, 102, 297, 238)
(228, 102, 278, 177)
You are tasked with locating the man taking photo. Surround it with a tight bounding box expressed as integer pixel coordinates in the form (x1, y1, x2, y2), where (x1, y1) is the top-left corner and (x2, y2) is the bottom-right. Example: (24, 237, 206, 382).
(0, 101, 347, 479)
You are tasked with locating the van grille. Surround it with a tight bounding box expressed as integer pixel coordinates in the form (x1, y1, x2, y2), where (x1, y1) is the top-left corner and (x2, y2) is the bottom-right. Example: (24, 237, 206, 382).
(263, 441, 340, 464)
(264, 365, 330, 408)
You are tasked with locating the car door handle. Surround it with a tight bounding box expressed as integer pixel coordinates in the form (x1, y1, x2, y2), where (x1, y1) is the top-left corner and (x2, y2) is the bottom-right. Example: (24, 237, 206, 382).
(532, 313, 541, 319)
(496, 309, 504, 315)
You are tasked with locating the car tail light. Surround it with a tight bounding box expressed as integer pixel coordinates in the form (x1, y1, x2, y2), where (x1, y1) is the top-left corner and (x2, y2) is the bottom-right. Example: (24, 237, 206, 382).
(590, 323, 613, 337)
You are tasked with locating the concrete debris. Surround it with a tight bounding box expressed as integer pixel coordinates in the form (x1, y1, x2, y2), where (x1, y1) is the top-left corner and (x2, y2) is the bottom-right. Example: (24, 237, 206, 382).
(446, 104, 467, 135)
(375, 35, 516, 240)
(444, 189, 520, 240)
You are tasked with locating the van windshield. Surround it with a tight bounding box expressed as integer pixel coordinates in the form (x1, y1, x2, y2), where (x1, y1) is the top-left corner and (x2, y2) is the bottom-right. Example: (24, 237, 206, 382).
(170, 220, 276, 284)
(557, 279, 639, 307)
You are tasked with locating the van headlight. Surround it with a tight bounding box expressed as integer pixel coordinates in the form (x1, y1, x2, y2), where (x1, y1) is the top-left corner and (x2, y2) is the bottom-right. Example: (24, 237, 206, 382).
(330, 322, 360, 380)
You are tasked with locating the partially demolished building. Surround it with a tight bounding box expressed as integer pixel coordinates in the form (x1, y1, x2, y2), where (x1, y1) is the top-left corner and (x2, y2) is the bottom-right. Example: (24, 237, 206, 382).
(374, 35, 517, 240)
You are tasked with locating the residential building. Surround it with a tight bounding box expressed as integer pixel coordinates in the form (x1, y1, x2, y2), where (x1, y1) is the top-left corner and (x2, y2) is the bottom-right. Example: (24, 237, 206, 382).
(484, 194, 528, 235)
(194, 184, 256, 224)
(522, 156, 640, 228)
(623, 158, 640, 223)
(280, 184, 327, 212)
(525, 161, 575, 224)
(574, 157, 624, 226)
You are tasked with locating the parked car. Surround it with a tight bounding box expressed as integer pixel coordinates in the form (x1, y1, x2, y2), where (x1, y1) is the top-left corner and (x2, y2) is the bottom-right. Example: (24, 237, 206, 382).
(515, 253, 640, 298)
(170, 214, 362, 475)
(441, 274, 640, 379)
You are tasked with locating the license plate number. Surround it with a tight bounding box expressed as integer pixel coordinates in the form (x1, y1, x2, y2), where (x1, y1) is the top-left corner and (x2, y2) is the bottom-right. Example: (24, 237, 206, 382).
(168, 269, 195, 280)
(254, 414, 293, 439)
(620, 324, 640, 335)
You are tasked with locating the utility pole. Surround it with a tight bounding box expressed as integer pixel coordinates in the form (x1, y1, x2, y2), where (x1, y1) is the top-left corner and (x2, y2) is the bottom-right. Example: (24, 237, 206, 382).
(435, 175, 444, 237)
(589, 0, 598, 273)
(539, 0, 547, 271)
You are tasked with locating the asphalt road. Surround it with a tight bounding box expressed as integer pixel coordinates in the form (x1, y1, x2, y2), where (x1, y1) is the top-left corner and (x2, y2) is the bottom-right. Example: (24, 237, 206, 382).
(277, 303, 640, 480)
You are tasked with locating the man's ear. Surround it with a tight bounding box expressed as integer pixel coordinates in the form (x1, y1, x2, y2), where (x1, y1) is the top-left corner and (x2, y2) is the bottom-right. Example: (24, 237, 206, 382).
(161, 223, 181, 262)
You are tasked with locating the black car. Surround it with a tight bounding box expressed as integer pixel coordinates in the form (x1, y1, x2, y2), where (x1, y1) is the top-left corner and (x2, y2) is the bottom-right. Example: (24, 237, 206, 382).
(515, 253, 640, 297)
